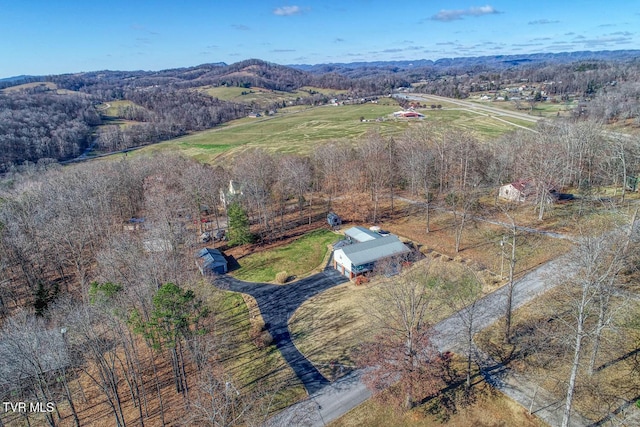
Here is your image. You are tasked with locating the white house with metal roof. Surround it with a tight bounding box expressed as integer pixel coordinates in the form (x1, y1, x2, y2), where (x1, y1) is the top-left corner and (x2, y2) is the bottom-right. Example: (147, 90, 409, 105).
(333, 234, 410, 280)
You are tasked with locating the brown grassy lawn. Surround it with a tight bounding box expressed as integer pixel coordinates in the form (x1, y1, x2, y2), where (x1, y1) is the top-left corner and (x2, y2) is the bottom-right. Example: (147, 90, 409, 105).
(289, 281, 372, 378)
(378, 198, 573, 280)
(1, 81, 58, 93)
(330, 378, 547, 427)
(290, 194, 575, 379)
(476, 289, 640, 425)
(200, 286, 307, 407)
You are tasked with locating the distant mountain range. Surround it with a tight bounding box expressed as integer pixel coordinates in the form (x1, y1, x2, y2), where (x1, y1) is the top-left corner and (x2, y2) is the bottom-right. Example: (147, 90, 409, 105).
(290, 50, 640, 73)
(0, 74, 34, 83)
(2, 50, 639, 85)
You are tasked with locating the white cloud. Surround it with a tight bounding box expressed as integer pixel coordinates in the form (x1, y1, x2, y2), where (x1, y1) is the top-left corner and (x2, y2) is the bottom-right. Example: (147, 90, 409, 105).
(273, 6, 302, 16)
(431, 5, 500, 22)
(528, 19, 560, 25)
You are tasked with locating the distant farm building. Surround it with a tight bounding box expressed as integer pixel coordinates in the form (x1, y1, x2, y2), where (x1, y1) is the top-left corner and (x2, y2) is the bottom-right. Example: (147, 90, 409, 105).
(333, 227, 410, 280)
(196, 248, 228, 275)
(393, 110, 425, 118)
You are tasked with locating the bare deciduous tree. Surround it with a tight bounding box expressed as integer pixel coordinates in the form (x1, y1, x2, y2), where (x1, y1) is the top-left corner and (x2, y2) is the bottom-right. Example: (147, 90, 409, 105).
(398, 127, 437, 233)
(439, 266, 483, 395)
(557, 223, 635, 427)
(360, 263, 448, 409)
(232, 149, 276, 238)
(359, 131, 393, 224)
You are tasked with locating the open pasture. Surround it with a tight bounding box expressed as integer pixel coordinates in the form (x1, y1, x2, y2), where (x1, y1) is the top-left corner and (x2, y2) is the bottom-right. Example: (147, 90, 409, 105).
(1, 81, 58, 93)
(200, 85, 348, 107)
(142, 102, 534, 163)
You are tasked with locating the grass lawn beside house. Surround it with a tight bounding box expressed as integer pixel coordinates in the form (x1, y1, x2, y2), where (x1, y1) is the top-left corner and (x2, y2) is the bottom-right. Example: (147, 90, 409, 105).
(231, 229, 341, 283)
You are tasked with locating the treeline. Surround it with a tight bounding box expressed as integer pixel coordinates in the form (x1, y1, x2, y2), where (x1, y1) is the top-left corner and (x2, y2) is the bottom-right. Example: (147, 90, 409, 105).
(0, 86, 250, 169)
(95, 88, 248, 152)
(586, 81, 640, 124)
(0, 90, 100, 169)
(412, 59, 640, 99)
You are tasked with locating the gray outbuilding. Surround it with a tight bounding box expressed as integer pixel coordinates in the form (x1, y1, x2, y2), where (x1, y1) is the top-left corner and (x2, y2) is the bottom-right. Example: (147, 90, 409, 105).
(196, 248, 228, 275)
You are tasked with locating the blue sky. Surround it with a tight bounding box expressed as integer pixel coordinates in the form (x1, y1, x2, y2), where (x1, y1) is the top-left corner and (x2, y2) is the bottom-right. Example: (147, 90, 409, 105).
(1, 1, 639, 78)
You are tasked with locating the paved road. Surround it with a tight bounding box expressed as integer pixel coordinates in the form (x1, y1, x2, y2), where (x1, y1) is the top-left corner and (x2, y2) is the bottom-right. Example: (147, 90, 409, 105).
(218, 218, 636, 426)
(399, 93, 544, 124)
(268, 252, 594, 426)
(215, 266, 348, 395)
(432, 253, 565, 351)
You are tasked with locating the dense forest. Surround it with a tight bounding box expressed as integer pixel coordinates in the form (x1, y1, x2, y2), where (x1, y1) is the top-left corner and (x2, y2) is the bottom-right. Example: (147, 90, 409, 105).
(0, 90, 99, 168)
(2, 53, 640, 172)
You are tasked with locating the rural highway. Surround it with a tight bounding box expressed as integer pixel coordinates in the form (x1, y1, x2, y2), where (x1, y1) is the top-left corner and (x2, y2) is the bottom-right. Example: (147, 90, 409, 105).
(400, 92, 544, 125)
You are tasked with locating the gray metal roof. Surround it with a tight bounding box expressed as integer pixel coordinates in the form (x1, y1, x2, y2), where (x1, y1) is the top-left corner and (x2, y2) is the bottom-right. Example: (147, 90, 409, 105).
(339, 235, 410, 266)
(344, 226, 381, 243)
(197, 248, 228, 271)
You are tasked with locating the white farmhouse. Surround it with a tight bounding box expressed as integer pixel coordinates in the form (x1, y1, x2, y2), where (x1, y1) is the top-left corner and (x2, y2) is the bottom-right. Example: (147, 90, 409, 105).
(499, 180, 531, 202)
(499, 179, 559, 204)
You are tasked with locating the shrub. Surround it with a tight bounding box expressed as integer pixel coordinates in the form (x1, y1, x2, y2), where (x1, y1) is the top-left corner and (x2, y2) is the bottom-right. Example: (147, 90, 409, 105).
(275, 271, 288, 284)
(250, 320, 265, 341)
(355, 275, 369, 286)
(419, 246, 433, 256)
(258, 330, 273, 349)
(249, 320, 273, 349)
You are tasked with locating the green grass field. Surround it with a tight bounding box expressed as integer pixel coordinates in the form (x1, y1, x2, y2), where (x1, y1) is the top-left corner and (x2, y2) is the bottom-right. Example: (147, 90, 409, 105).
(231, 229, 341, 282)
(200, 85, 347, 107)
(98, 100, 142, 117)
(468, 97, 578, 118)
(137, 101, 535, 163)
